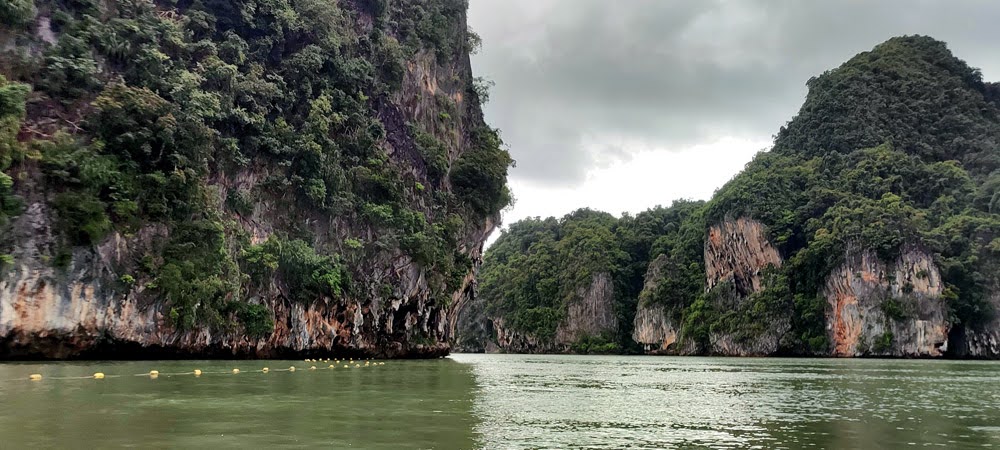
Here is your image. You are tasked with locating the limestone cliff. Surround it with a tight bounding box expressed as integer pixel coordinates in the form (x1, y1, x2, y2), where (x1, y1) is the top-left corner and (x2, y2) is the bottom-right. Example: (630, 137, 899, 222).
(953, 293, 1000, 358)
(824, 247, 948, 357)
(703, 217, 787, 356)
(632, 303, 681, 354)
(633, 217, 786, 356)
(635, 220, 952, 358)
(480, 272, 618, 354)
(704, 218, 782, 294)
(0, 1, 507, 359)
(632, 255, 682, 353)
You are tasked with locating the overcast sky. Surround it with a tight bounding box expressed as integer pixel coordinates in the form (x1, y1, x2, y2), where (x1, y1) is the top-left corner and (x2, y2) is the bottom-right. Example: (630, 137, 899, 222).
(467, 0, 1000, 240)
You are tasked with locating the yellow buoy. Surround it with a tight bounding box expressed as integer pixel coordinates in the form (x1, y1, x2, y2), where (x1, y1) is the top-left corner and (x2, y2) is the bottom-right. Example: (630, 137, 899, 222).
(310, 366, 317, 370)
(343, 364, 348, 368)
(232, 368, 240, 374)
(354, 364, 360, 368)
(149, 370, 159, 377)
(289, 366, 296, 372)
(29, 374, 42, 381)
(329, 365, 335, 368)
(193, 369, 202, 376)
(93, 373, 105, 379)
(262, 367, 269, 373)
(304, 359, 310, 362)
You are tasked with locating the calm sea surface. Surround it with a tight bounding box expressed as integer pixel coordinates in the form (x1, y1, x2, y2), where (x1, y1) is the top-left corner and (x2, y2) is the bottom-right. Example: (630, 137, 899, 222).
(1, 354, 999, 449)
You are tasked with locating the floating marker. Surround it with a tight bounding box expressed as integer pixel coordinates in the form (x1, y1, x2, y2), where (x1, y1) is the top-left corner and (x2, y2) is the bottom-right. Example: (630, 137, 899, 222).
(343, 364, 348, 368)
(310, 366, 317, 371)
(149, 370, 159, 378)
(329, 365, 335, 368)
(289, 366, 296, 372)
(194, 369, 202, 376)
(354, 364, 360, 368)
(232, 369, 240, 374)
(262, 367, 269, 373)
(29, 374, 42, 381)
(93, 373, 105, 379)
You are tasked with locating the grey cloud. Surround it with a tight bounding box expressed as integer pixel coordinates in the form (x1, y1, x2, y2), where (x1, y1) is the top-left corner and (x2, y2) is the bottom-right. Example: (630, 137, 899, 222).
(468, 0, 1000, 187)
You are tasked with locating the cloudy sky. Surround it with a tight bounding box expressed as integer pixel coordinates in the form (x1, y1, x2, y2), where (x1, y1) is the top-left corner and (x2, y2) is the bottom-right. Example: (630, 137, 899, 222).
(467, 0, 1000, 239)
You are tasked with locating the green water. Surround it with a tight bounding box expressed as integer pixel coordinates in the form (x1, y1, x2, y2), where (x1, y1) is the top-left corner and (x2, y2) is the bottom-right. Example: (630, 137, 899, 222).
(1, 356, 999, 449)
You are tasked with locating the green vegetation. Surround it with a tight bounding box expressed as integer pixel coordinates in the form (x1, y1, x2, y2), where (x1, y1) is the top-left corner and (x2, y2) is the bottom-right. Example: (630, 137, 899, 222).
(243, 238, 347, 303)
(480, 203, 703, 351)
(873, 331, 895, 353)
(0, 0, 35, 27)
(0, 76, 29, 233)
(570, 334, 620, 355)
(0, 0, 508, 339)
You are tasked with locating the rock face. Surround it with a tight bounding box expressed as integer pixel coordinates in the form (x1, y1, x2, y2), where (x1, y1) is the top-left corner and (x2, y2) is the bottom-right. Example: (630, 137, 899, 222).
(961, 313, 1000, 358)
(633, 218, 787, 356)
(484, 272, 618, 353)
(704, 218, 783, 293)
(489, 317, 554, 354)
(632, 304, 684, 354)
(632, 255, 686, 354)
(555, 272, 617, 345)
(633, 220, 957, 358)
(0, 199, 487, 359)
(952, 292, 1000, 358)
(824, 247, 948, 357)
(0, 3, 499, 359)
(704, 218, 787, 356)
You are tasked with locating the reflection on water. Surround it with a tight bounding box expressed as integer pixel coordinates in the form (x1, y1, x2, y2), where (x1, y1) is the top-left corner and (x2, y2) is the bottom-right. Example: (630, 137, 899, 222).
(452, 354, 1000, 449)
(1, 355, 999, 448)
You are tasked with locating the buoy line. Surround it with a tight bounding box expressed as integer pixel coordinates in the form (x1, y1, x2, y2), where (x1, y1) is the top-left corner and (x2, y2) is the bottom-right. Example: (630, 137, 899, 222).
(5, 361, 387, 383)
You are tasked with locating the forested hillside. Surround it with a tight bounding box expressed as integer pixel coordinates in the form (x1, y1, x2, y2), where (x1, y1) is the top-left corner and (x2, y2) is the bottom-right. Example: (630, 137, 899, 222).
(461, 36, 1000, 358)
(0, 0, 511, 358)
(456, 202, 704, 353)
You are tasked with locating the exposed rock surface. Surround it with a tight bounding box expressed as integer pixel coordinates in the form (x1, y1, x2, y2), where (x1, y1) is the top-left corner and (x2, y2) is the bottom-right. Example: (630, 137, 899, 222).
(633, 218, 787, 356)
(704, 218, 787, 355)
(0, 203, 476, 358)
(953, 292, 1000, 358)
(482, 272, 618, 354)
(704, 218, 782, 294)
(489, 317, 556, 354)
(554, 272, 617, 345)
(632, 255, 686, 354)
(632, 304, 683, 354)
(823, 247, 948, 357)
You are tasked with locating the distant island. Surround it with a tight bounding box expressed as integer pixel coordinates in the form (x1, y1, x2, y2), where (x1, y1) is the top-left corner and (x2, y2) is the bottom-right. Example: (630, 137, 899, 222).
(456, 36, 1000, 359)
